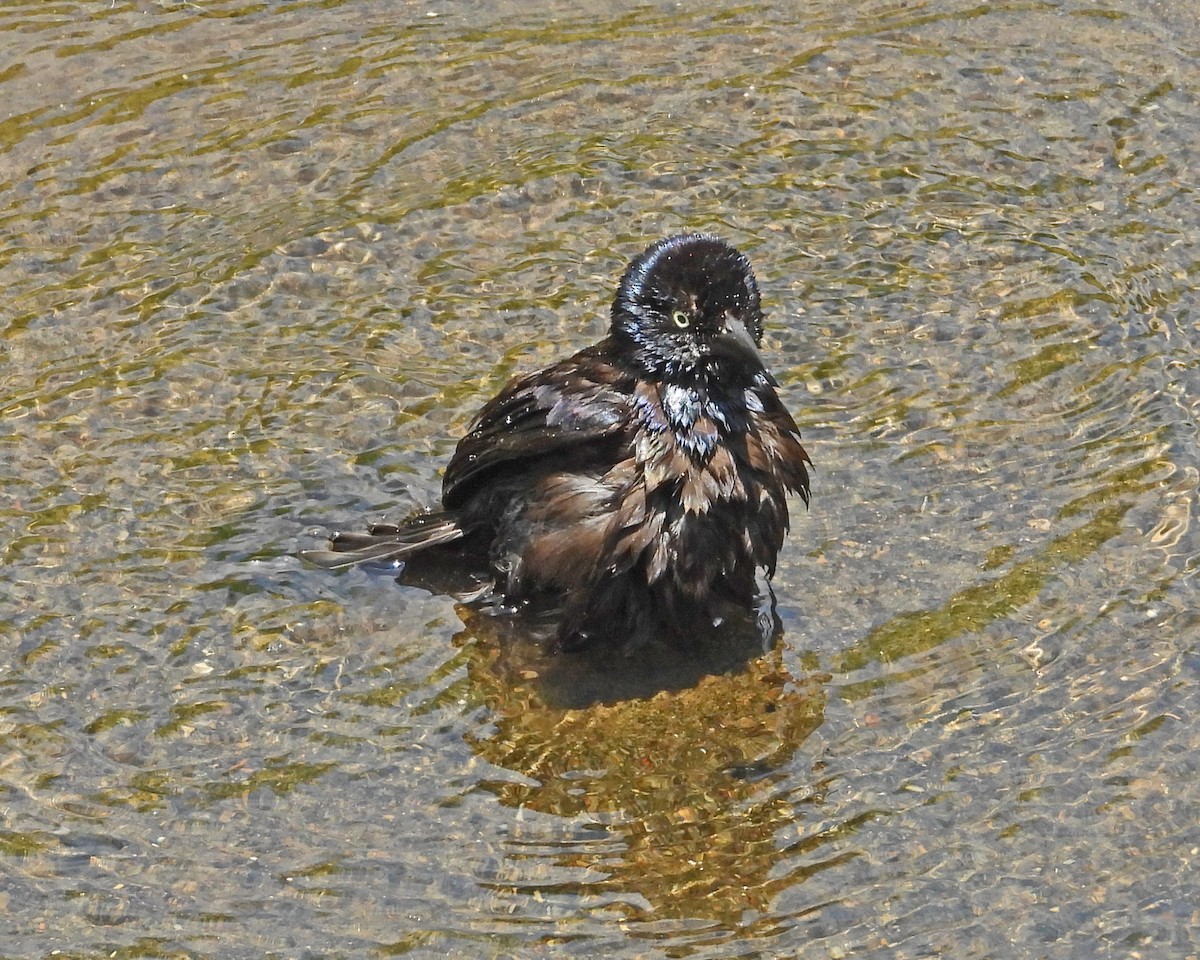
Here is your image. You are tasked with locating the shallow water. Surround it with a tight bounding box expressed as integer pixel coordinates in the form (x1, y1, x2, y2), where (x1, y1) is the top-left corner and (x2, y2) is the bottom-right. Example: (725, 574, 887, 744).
(2, 0, 1199, 956)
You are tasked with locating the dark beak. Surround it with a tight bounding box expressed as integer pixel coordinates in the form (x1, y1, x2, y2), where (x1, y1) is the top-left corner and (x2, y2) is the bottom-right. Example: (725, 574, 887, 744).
(710, 315, 767, 375)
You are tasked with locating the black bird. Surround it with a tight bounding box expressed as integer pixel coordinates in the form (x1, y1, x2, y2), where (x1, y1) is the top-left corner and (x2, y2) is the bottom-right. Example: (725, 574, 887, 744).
(304, 234, 811, 651)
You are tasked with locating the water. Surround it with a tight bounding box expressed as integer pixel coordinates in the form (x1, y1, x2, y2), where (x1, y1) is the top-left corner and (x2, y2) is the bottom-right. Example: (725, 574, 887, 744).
(2, 0, 1198, 956)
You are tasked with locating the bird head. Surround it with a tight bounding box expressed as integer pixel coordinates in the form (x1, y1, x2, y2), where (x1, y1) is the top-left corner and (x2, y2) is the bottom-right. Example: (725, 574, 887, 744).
(611, 234, 769, 385)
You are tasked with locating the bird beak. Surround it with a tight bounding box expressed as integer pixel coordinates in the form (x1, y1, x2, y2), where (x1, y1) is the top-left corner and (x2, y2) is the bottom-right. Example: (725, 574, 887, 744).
(711, 314, 766, 373)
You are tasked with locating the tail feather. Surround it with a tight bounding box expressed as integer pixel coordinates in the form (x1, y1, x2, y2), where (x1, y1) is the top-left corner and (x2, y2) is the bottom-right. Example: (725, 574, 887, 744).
(301, 512, 464, 570)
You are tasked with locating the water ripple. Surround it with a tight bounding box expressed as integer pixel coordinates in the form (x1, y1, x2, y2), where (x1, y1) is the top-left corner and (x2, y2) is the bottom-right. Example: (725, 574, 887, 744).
(2, 0, 1200, 956)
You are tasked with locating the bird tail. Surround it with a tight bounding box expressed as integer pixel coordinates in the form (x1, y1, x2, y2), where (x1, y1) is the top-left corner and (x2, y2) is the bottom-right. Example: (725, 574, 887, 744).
(300, 511, 464, 569)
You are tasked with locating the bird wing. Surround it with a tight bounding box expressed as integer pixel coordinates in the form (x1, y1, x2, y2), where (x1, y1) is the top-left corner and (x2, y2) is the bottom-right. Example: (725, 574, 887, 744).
(741, 378, 812, 507)
(443, 345, 632, 510)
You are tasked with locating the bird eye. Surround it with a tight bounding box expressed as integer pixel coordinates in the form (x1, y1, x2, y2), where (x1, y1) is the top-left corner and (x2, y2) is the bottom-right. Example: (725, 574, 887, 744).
(671, 309, 691, 329)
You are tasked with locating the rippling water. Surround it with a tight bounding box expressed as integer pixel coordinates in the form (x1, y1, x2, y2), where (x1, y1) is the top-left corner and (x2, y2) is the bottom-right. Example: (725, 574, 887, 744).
(2, 0, 1198, 956)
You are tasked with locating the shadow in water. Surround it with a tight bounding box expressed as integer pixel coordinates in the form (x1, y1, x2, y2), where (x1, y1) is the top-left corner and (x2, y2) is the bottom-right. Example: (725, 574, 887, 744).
(376, 543, 789, 708)
(447, 604, 831, 924)
(459, 588, 785, 710)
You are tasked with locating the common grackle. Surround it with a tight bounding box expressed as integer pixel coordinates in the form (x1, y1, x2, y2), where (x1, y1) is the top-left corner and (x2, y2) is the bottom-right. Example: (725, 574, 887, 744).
(304, 234, 811, 651)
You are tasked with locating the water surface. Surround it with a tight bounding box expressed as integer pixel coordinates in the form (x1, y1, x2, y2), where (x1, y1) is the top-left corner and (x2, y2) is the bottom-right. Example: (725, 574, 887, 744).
(2, 0, 1198, 956)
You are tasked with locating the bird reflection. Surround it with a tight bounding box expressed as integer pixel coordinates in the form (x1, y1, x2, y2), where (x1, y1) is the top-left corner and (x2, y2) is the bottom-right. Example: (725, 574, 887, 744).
(447, 607, 829, 924)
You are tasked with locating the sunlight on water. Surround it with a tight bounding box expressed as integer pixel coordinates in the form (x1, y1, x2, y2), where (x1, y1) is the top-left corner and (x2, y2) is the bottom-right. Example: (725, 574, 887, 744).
(1, 0, 1198, 956)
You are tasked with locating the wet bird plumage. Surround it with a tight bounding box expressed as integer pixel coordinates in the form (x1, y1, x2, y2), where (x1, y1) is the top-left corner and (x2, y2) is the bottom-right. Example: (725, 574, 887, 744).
(304, 234, 811, 651)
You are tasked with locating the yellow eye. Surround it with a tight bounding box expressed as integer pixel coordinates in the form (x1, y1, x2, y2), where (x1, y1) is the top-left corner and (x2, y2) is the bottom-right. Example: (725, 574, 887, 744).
(671, 309, 690, 329)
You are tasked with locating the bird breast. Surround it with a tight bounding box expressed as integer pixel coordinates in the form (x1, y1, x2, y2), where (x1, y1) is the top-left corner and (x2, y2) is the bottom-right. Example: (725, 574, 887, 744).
(631, 380, 749, 515)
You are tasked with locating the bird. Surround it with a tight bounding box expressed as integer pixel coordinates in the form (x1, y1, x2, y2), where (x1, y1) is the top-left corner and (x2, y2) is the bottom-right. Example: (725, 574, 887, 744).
(303, 233, 812, 652)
